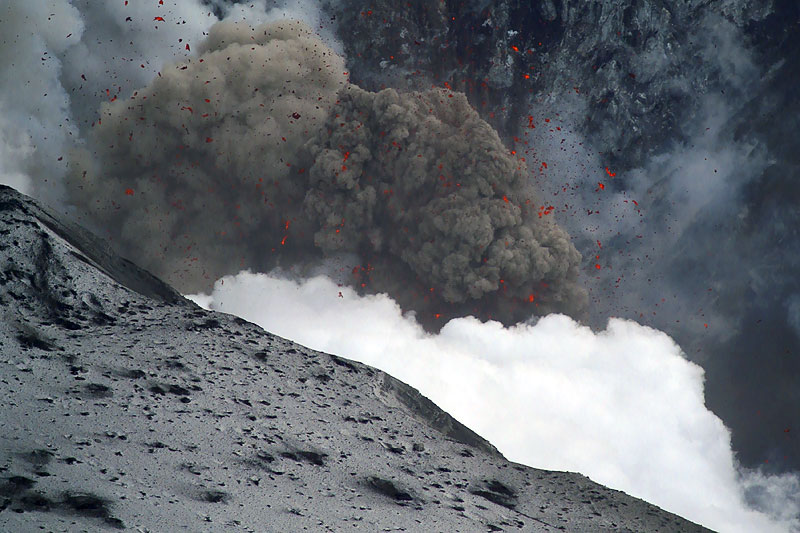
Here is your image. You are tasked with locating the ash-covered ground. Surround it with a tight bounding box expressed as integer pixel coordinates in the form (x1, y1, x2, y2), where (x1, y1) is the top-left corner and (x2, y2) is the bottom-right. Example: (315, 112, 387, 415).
(0, 185, 712, 531)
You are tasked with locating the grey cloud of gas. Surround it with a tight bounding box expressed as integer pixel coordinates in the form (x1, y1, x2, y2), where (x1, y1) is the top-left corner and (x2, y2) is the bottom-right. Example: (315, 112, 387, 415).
(67, 19, 585, 327)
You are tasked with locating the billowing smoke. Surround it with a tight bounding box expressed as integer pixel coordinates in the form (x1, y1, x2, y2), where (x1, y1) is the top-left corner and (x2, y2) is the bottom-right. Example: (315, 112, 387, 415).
(69, 19, 347, 290)
(0, 0, 84, 203)
(68, 19, 585, 327)
(304, 85, 585, 324)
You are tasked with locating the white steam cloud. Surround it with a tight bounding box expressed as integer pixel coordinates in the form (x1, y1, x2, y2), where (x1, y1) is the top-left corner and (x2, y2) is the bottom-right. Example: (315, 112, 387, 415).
(189, 271, 799, 533)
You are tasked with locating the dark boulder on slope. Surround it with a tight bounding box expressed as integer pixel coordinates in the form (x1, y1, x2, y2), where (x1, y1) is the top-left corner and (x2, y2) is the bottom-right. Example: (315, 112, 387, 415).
(0, 184, 710, 531)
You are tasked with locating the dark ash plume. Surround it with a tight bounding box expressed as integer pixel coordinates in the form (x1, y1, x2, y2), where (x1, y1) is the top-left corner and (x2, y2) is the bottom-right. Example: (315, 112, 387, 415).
(69, 19, 348, 290)
(303, 85, 585, 325)
(68, 19, 585, 328)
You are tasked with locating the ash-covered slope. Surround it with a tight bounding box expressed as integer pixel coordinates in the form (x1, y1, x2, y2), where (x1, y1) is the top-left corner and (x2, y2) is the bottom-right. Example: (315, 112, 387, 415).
(0, 184, 709, 532)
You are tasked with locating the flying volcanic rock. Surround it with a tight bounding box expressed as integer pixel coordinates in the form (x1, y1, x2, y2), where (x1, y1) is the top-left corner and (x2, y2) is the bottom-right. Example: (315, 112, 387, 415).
(67, 19, 585, 329)
(0, 184, 708, 531)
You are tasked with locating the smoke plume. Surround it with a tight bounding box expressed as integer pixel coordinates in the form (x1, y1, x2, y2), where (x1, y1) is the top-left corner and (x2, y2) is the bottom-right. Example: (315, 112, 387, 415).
(68, 19, 585, 327)
(69, 19, 347, 290)
(0, 0, 84, 202)
(304, 85, 585, 324)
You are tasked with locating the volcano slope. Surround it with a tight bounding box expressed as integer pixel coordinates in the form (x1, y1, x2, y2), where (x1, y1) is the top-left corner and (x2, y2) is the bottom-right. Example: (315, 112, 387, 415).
(0, 184, 709, 532)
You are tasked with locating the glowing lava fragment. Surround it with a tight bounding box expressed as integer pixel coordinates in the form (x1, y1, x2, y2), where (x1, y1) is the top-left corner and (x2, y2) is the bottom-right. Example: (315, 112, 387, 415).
(537, 205, 555, 218)
(503, 195, 509, 203)
(125, 188, 134, 196)
(205, 137, 213, 143)
(154, 16, 165, 22)
(595, 264, 602, 269)
(605, 167, 617, 177)
(597, 182, 605, 190)
(528, 294, 535, 302)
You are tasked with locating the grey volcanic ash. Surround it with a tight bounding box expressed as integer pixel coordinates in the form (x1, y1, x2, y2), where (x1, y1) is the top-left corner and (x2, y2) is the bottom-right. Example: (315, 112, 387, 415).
(68, 19, 348, 291)
(68, 19, 585, 329)
(303, 84, 585, 326)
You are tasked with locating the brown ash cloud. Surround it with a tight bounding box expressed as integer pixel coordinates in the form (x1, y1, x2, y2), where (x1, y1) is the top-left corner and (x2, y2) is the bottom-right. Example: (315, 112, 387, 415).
(67, 19, 585, 329)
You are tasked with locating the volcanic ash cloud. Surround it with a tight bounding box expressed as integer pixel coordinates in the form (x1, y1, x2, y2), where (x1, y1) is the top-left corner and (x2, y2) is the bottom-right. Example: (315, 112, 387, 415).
(68, 19, 585, 328)
(69, 19, 348, 289)
(303, 85, 586, 325)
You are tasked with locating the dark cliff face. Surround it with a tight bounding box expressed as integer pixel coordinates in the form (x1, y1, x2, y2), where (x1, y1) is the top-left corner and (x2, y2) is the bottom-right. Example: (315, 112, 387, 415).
(324, 0, 771, 166)
(0, 185, 711, 532)
(321, 0, 800, 472)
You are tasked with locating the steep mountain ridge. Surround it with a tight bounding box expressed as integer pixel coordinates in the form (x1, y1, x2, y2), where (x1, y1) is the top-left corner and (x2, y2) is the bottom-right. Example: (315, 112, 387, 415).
(0, 184, 710, 531)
